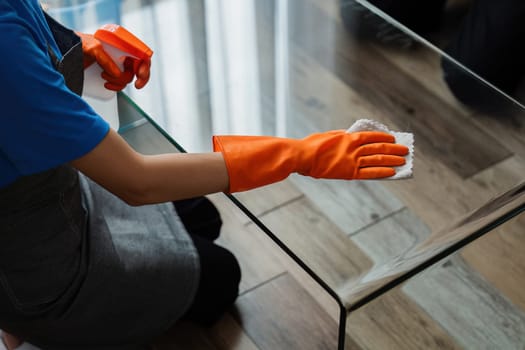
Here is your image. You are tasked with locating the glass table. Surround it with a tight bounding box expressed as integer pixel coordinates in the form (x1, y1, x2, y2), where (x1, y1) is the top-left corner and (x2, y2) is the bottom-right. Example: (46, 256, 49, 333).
(49, 0, 525, 348)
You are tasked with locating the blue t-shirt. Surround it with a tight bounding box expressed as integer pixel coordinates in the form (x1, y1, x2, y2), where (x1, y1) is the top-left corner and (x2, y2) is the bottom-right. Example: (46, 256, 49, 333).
(0, 0, 109, 188)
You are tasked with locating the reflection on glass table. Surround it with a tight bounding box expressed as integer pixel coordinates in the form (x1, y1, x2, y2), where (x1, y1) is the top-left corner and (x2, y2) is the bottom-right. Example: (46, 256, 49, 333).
(48, 0, 525, 348)
(345, 211, 525, 349)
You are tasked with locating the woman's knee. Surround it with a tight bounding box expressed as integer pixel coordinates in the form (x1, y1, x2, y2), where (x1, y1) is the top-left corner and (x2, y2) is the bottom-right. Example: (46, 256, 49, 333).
(201, 246, 241, 302)
(182, 237, 241, 326)
(173, 197, 222, 241)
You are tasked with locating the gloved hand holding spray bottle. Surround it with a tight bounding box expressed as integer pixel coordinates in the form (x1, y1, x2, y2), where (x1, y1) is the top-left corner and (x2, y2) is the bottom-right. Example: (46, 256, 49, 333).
(78, 24, 153, 130)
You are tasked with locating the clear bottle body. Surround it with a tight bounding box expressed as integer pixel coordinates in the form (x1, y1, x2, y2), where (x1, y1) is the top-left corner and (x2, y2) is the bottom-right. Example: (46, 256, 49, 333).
(82, 44, 129, 131)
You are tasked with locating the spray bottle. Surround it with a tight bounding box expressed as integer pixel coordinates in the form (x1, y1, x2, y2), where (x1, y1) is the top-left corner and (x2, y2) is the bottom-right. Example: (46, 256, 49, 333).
(82, 24, 153, 130)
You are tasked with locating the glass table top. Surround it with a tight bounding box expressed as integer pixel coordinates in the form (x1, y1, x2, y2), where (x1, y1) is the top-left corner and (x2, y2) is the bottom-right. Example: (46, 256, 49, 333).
(47, 0, 524, 315)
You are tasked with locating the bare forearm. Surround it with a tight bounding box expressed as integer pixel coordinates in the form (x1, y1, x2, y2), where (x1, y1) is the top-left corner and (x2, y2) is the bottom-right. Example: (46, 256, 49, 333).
(72, 129, 229, 205)
(135, 152, 229, 204)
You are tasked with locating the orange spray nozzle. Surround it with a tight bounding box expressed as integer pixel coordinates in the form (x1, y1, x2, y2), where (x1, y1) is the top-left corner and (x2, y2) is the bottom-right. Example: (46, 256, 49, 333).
(94, 24, 153, 62)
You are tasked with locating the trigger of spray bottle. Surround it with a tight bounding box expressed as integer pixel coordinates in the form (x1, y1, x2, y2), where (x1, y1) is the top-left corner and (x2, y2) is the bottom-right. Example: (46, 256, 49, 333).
(82, 24, 153, 131)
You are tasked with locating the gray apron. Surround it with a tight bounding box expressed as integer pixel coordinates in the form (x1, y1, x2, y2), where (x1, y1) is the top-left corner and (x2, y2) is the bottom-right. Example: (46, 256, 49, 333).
(0, 13, 199, 349)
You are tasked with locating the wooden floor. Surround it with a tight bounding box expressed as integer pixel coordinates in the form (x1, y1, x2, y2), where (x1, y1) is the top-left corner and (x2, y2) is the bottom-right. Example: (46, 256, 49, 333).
(119, 0, 525, 348)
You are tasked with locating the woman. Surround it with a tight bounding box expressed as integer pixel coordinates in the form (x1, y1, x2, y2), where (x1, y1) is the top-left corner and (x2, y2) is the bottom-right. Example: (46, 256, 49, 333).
(0, 1, 408, 348)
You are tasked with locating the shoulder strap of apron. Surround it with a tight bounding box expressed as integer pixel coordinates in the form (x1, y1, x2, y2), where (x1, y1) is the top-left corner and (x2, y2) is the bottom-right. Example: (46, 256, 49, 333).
(43, 12, 84, 96)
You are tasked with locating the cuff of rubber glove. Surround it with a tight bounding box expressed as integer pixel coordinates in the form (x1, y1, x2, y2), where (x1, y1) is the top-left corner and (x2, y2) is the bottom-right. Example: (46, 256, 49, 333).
(212, 135, 302, 193)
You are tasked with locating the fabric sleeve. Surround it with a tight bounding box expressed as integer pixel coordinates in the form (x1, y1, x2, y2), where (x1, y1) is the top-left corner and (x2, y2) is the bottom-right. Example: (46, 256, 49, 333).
(0, 14, 110, 176)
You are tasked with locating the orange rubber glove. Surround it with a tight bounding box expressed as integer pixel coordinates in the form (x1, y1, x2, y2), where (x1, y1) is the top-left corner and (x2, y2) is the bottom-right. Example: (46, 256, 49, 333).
(75, 32, 151, 91)
(213, 130, 409, 193)
(101, 56, 151, 90)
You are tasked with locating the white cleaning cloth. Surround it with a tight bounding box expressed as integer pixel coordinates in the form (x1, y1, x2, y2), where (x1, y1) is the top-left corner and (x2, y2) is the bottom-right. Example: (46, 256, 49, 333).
(347, 119, 414, 179)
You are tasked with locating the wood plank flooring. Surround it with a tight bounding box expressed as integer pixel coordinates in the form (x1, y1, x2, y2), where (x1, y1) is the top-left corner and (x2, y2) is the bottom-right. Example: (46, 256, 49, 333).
(118, 0, 525, 348)
(233, 273, 343, 350)
(402, 257, 525, 349)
